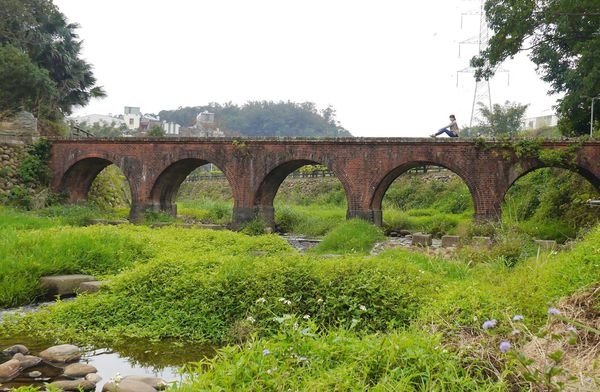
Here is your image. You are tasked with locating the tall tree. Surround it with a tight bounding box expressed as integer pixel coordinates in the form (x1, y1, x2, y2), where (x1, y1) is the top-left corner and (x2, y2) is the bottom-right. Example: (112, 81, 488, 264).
(471, 0, 600, 136)
(0, 0, 105, 126)
(477, 100, 529, 136)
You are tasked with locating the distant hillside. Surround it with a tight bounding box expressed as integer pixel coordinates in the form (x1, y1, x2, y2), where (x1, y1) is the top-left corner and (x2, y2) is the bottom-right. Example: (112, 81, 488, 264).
(158, 101, 352, 137)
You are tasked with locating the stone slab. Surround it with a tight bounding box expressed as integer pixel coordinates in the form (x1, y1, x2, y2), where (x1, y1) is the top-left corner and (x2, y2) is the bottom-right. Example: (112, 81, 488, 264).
(40, 275, 95, 296)
(441, 235, 461, 248)
(412, 233, 432, 246)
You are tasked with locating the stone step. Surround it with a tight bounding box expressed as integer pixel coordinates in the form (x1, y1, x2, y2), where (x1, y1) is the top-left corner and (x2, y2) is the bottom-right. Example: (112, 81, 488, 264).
(40, 275, 95, 297)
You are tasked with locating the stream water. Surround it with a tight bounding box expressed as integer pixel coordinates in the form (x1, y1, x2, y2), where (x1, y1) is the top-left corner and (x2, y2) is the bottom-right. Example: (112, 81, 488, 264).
(0, 301, 215, 391)
(0, 333, 215, 391)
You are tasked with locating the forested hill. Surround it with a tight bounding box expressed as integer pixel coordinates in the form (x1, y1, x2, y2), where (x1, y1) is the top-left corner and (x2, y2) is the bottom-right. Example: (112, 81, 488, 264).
(157, 101, 353, 137)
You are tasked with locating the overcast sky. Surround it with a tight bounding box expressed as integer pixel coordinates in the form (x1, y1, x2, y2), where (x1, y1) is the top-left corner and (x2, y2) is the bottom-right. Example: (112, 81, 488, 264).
(54, 0, 560, 137)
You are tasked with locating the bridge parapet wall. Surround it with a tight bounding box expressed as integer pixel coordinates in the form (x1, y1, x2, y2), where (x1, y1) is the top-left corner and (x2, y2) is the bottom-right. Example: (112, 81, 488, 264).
(48, 138, 600, 226)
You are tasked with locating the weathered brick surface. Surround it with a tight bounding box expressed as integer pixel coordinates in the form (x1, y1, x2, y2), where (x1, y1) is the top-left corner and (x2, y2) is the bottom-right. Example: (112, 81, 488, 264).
(47, 138, 600, 226)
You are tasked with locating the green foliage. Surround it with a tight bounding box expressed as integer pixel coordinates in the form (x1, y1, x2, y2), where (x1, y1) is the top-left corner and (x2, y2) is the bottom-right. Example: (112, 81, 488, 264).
(241, 218, 267, 235)
(0, 44, 57, 116)
(17, 139, 51, 186)
(158, 101, 352, 137)
(87, 165, 131, 210)
(0, 0, 105, 125)
(312, 219, 384, 255)
(503, 168, 600, 241)
(0, 222, 150, 307)
(472, 0, 600, 136)
(420, 225, 600, 331)
(147, 124, 165, 137)
(177, 327, 504, 391)
(476, 100, 529, 137)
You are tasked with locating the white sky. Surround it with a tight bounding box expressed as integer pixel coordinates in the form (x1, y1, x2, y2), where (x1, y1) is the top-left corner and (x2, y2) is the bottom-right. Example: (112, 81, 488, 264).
(55, 0, 560, 137)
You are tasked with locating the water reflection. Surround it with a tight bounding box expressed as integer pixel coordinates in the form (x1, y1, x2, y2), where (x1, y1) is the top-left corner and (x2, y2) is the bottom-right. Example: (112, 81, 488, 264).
(0, 336, 215, 392)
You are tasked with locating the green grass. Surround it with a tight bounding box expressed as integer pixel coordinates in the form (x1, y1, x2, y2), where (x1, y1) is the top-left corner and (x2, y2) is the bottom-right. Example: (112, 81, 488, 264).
(311, 219, 385, 254)
(0, 205, 598, 390)
(177, 327, 506, 391)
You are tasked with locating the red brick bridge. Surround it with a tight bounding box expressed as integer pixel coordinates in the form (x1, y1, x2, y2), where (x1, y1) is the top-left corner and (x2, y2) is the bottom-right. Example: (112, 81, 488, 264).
(48, 138, 600, 226)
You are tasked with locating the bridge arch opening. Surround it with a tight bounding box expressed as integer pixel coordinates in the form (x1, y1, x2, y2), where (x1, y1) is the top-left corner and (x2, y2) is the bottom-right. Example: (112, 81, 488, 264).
(255, 160, 349, 235)
(502, 167, 600, 242)
(59, 158, 132, 211)
(150, 159, 233, 224)
(373, 163, 475, 236)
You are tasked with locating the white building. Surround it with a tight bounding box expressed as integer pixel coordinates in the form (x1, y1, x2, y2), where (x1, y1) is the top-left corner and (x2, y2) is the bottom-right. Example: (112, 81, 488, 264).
(522, 114, 559, 130)
(162, 121, 181, 135)
(123, 106, 141, 130)
(69, 114, 126, 128)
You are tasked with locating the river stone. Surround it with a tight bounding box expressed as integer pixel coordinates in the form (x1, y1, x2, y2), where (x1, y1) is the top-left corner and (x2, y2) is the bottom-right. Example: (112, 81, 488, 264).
(0, 358, 22, 382)
(39, 344, 81, 363)
(85, 372, 102, 383)
(2, 344, 29, 355)
(40, 274, 95, 296)
(28, 370, 42, 378)
(122, 375, 168, 390)
(12, 352, 42, 369)
(49, 379, 96, 391)
(64, 362, 98, 377)
(103, 379, 158, 392)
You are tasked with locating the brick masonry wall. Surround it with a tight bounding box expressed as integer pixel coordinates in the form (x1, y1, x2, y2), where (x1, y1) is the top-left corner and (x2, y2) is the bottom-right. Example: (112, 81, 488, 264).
(48, 138, 600, 225)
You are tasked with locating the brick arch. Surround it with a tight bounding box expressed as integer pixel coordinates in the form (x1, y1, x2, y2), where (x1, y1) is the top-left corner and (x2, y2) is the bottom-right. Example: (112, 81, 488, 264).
(254, 159, 350, 226)
(368, 161, 477, 225)
(502, 162, 600, 204)
(58, 156, 132, 203)
(149, 158, 234, 215)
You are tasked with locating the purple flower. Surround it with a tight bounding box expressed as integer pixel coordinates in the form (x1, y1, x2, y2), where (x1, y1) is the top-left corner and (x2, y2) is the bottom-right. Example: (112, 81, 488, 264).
(262, 349, 270, 356)
(548, 308, 561, 315)
(512, 315, 524, 321)
(482, 319, 497, 329)
(499, 341, 511, 353)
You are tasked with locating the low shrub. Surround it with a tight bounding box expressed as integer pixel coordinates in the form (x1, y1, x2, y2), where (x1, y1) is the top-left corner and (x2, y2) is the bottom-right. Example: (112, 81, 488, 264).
(312, 219, 384, 254)
(176, 326, 504, 391)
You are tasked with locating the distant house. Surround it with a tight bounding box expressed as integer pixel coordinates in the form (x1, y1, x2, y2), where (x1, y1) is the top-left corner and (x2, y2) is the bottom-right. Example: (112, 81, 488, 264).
(179, 111, 225, 137)
(123, 106, 141, 130)
(69, 114, 126, 128)
(522, 114, 559, 130)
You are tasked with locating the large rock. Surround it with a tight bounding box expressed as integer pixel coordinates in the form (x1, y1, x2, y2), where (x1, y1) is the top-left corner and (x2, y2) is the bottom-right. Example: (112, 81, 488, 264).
(12, 353, 42, 369)
(85, 372, 102, 384)
(63, 362, 98, 377)
(122, 375, 168, 390)
(102, 379, 158, 392)
(40, 275, 95, 296)
(2, 344, 29, 355)
(39, 344, 81, 363)
(48, 379, 96, 391)
(0, 358, 22, 382)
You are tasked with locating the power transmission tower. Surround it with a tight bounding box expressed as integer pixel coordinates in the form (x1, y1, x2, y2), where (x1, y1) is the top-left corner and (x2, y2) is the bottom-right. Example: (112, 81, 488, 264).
(457, 0, 508, 128)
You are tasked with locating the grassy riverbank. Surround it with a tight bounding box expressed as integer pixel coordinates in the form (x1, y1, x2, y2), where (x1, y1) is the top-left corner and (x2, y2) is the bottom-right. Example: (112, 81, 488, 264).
(1, 206, 598, 390)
